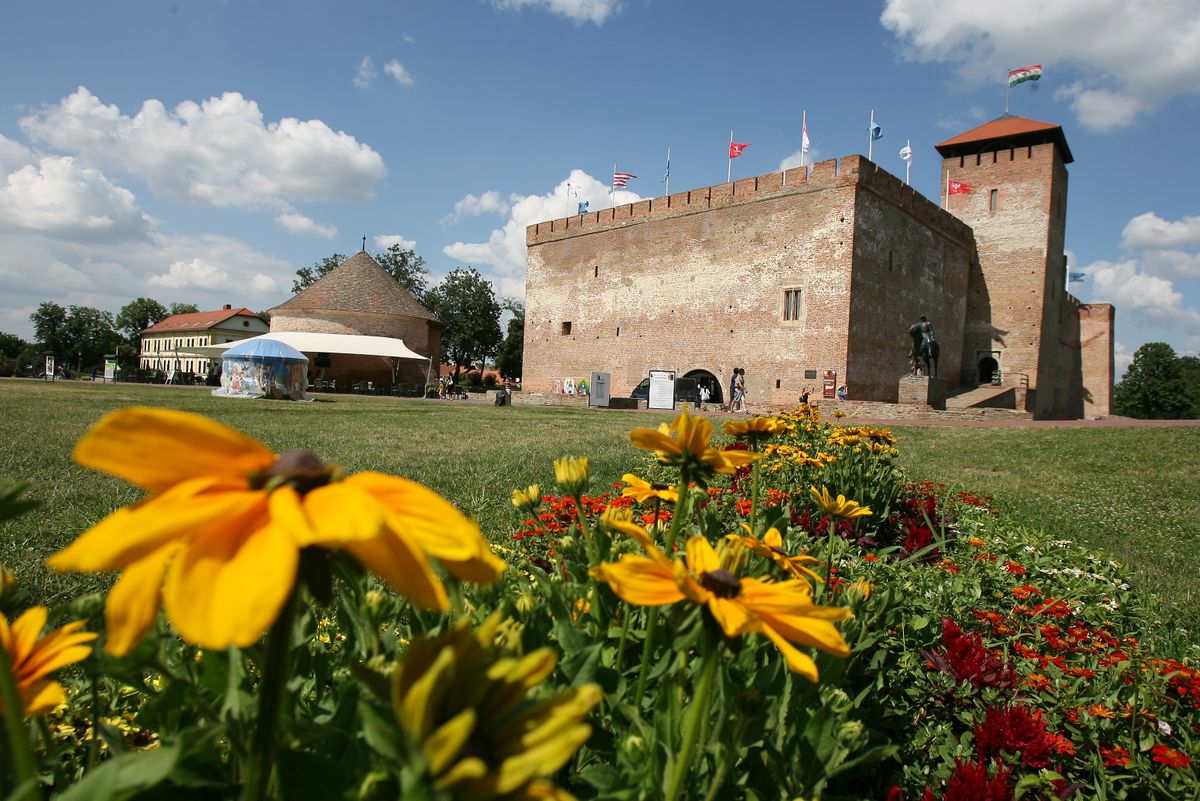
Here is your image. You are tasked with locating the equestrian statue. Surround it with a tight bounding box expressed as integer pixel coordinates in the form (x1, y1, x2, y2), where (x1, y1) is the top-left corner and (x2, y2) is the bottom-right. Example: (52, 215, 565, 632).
(908, 315, 939, 378)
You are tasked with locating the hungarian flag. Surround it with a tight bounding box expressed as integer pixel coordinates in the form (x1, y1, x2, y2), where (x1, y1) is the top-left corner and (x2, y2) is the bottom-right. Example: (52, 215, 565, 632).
(948, 180, 972, 195)
(1008, 64, 1043, 88)
(612, 171, 636, 188)
(729, 141, 751, 159)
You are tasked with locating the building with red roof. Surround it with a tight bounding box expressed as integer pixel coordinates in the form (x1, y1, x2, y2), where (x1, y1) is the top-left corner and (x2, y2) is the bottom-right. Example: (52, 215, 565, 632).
(139, 305, 269, 375)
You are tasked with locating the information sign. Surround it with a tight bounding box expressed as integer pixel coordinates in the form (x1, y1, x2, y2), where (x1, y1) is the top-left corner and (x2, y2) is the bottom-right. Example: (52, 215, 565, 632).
(648, 369, 676, 410)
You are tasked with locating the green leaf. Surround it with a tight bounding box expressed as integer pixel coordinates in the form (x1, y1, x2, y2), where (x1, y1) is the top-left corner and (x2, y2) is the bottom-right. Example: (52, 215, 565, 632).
(276, 748, 353, 801)
(57, 745, 179, 801)
(359, 700, 404, 762)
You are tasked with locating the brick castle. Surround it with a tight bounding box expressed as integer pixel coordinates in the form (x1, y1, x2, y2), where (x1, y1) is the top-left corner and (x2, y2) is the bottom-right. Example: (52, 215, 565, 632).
(522, 115, 1113, 419)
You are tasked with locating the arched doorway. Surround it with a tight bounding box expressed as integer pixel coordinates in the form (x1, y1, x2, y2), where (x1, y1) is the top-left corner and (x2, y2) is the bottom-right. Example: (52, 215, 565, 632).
(978, 356, 998, 385)
(684, 369, 722, 404)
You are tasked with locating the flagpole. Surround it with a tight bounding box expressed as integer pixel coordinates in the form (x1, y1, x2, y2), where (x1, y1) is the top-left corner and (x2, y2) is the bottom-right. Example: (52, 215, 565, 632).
(727, 130, 733, 183)
(868, 110, 874, 161)
(1005, 67, 1011, 114)
(943, 169, 949, 209)
(611, 162, 616, 209)
(905, 139, 911, 185)
(664, 146, 671, 197)
(800, 110, 806, 167)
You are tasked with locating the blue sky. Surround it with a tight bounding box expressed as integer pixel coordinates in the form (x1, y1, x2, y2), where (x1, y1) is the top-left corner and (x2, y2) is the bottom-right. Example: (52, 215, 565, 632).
(2, 0, 1197, 375)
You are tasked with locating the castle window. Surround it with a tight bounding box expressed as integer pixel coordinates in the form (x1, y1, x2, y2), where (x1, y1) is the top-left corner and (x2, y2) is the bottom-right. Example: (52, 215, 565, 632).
(594, 265, 599, 278)
(990, 189, 999, 212)
(783, 289, 803, 321)
(561, 321, 572, 336)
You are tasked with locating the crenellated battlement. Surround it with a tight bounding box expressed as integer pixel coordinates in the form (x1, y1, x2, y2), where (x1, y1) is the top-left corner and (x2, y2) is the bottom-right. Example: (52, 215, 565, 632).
(526, 154, 971, 247)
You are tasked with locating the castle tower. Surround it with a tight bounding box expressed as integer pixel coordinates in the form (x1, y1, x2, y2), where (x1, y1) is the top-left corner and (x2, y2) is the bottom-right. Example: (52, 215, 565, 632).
(936, 116, 1075, 417)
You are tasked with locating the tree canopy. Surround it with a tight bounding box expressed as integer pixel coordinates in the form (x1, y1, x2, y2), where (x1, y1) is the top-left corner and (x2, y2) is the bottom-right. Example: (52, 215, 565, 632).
(424, 268, 502, 375)
(291, 245, 429, 298)
(494, 299, 524, 380)
(116, 298, 169, 348)
(169, 302, 200, 316)
(1113, 342, 1198, 419)
(30, 302, 122, 370)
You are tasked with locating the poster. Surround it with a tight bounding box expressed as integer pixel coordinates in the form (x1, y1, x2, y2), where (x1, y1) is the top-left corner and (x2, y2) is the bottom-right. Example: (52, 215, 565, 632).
(823, 370, 837, 398)
(103, 358, 117, 382)
(44, 355, 54, 380)
(648, 369, 675, 410)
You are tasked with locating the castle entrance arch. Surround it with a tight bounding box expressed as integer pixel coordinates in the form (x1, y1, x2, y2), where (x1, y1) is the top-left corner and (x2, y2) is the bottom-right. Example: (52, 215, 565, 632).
(978, 356, 999, 385)
(684, 369, 722, 404)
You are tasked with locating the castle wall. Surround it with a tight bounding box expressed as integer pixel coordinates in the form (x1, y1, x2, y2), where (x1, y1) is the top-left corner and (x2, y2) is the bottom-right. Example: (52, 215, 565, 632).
(524, 159, 863, 405)
(848, 162, 974, 401)
(270, 310, 439, 386)
(948, 142, 1064, 415)
(1078, 302, 1114, 417)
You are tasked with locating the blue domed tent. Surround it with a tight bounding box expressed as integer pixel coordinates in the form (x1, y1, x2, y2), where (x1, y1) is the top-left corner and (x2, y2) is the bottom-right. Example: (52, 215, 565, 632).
(213, 337, 309, 400)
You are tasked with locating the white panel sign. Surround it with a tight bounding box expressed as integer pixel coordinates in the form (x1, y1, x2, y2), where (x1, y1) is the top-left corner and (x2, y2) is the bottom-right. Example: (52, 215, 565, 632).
(648, 369, 675, 410)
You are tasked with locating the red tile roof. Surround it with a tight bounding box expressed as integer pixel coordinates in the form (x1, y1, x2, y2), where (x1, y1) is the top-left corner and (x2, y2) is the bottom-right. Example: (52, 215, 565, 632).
(142, 308, 259, 334)
(936, 115, 1073, 163)
(270, 251, 438, 321)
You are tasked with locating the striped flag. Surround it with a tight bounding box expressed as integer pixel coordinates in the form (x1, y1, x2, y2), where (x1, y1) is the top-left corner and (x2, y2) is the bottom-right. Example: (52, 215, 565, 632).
(612, 171, 636, 188)
(1008, 64, 1043, 88)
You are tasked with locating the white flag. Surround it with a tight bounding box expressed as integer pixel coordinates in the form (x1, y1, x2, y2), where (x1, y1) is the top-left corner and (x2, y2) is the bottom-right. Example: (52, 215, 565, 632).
(801, 123, 810, 153)
(899, 144, 912, 163)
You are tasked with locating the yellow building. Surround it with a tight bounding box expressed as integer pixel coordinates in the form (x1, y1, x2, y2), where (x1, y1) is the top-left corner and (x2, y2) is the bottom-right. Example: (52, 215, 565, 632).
(139, 305, 269, 376)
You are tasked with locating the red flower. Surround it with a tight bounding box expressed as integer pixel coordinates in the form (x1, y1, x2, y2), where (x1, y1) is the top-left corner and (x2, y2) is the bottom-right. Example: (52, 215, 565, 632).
(974, 705, 1055, 768)
(923, 619, 1014, 689)
(1004, 561, 1026, 575)
(1012, 584, 1042, 600)
(942, 759, 1013, 801)
(1151, 744, 1191, 769)
(734, 498, 753, 515)
(1100, 745, 1132, 767)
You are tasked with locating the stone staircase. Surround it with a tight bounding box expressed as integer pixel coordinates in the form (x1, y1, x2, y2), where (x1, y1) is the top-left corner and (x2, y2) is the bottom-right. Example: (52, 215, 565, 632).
(946, 384, 1019, 411)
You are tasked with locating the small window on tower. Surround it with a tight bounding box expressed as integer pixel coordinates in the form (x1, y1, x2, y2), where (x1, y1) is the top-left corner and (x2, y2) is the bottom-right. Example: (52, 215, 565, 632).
(783, 289, 803, 321)
(561, 321, 572, 336)
(990, 189, 999, 212)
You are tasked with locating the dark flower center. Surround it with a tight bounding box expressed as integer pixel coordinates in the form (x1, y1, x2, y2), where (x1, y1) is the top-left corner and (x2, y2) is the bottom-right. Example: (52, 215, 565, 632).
(770, 545, 788, 557)
(651, 482, 670, 491)
(700, 568, 742, 598)
(252, 450, 333, 495)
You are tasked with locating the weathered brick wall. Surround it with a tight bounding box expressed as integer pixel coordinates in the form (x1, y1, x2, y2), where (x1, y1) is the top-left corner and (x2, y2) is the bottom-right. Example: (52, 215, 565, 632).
(524, 158, 865, 406)
(947, 142, 1063, 414)
(270, 310, 438, 386)
(848, 162, 974, 401)
(1078, 303, 1114, 417)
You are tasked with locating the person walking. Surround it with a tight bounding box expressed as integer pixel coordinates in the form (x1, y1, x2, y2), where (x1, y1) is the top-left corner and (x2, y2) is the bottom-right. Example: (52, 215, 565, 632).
(733, 368, 747, 412)
(726, 367, 738, 412)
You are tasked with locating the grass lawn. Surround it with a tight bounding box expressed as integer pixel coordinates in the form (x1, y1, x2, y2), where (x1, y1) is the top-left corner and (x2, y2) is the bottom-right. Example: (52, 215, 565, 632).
(2, 378, 1199, 648)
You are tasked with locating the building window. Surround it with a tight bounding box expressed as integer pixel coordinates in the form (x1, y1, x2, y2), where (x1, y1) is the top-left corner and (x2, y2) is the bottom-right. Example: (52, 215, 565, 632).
(783, 289, 803, 321)
(561, 321, 572, 335)
(990, 189, 999, 212)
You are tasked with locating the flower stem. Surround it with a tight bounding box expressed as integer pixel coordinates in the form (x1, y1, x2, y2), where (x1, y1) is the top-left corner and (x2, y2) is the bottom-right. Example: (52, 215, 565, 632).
(0, 644, 39, 801)
(573, 495, 595, 566)
(242, 589, 299, 801)
(665, 643, 719, 801)
(749, 440, 761, 532)
(633, 607, 659, 708)
(663, 467, 691, 555)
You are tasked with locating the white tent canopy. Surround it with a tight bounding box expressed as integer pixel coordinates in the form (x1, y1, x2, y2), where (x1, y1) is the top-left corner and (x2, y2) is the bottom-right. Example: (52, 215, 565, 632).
(189, 332, 429, 361)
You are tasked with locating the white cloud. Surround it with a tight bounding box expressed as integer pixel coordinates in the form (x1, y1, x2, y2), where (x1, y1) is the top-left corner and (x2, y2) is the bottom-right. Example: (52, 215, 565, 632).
(935, 105, 987, 132)
(443, 190, 511, 225)
(375, 234, 417, 250)
(275, 212, 337, 239)
(0, 134, 35, 175)
(490, 0, 622, 25)
(880, 0, 1200, 132)
(0, 155, 151, 241)
(1085, 258, 1200, 326)
(779, 147, 823, 172)
(1113, 340, 1134, 379)
(148, 255, 281, 295)
(19, 87, 387, 211)
(354, 56, 378, 89)
(1122, 212, 1200, 251)
(442, 170, 640, 297)
(383, 60, 416, 86)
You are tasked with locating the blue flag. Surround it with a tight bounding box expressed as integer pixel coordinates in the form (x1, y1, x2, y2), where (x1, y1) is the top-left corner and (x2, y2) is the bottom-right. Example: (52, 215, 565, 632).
(1068, 272, 1085, 283)
(578, 201, 589, 215)
(869, 122, 883, 141)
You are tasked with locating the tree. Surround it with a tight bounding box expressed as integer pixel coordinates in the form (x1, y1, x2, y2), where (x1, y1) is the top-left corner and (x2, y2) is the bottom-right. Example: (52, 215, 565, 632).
(292, 253, 347, 294)
(169, 302, 199, 315)
(494, 299, 524, 380)
(0, 332, 27, 359)
(30, 302, 69, 356)
(116, 297, 169, 348)
(424, 268, 502, 377)
(1113, 342, 1198, 419)
(62, 306, 123, 371)
(375, 244, 428, 299)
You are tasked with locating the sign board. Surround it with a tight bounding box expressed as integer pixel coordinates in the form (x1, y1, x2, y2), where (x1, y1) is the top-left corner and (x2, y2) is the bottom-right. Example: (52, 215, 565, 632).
(648, 369, 676, 411)
(588, 371, 611, 408)
(44, 355, 55, 380)
(823, 370, 837, 398)
(103, 357, 117, 382)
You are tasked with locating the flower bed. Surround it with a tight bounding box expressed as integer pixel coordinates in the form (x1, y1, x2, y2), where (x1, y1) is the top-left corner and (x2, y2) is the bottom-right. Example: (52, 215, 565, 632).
(0, 405, 1195, 800)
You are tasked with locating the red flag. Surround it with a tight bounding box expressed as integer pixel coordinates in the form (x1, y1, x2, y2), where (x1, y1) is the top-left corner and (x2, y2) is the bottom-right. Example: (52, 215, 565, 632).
(729, 141, 751, 159)
(948, 180, 972, 195)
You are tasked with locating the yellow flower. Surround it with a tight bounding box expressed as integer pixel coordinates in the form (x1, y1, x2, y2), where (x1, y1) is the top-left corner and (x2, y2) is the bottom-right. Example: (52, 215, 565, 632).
(620, 474, 679, 504)
(510, 484, 541, 513)
(392, 614, 601, 800)
(722, 416, 787, 440)
(48, 407, 504, 655)
(553, 456, 590, 496)
(728, 524, 823, 583)
(810, 486, 873, 520)
(599, 507, 665, 558)
(590, 536, 851, 681)
(0, 607, 97, 716)
(630, 409, 761, 478)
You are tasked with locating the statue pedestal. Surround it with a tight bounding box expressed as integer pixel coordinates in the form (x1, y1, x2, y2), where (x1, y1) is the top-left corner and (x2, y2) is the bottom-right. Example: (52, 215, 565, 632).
(898, 375, 947, 410)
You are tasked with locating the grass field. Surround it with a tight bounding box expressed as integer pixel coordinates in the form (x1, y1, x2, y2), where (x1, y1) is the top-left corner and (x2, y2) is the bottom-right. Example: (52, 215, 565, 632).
(3, 378, 1199, 646)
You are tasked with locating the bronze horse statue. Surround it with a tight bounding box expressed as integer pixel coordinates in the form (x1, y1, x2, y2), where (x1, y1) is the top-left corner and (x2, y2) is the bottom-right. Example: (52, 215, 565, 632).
(908, 317, 939, 378)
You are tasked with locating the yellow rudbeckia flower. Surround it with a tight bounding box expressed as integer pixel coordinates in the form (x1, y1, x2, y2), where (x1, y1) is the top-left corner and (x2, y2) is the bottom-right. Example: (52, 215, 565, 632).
(590, 536, 850, 681)
(392, 614, 601, 800)
(553, 456, 590, 496)
(510, 484, 541, 514)
(0, 607, 97, 716)
(722, 416, 787, 441)
(809, 486, 873, 520)
(48, 407, 504, 655)
(619, 474, 679, 505)
(728, 524, 824, 584)
(630, 409, 761, 478)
